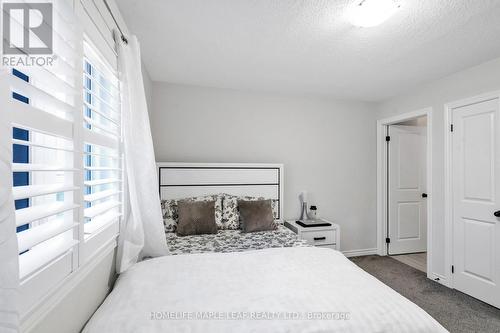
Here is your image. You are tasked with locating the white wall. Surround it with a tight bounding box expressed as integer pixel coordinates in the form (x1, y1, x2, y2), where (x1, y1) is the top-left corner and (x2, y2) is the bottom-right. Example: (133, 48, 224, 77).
(151, 83, 378, 253)
(376, 56, 500, 278)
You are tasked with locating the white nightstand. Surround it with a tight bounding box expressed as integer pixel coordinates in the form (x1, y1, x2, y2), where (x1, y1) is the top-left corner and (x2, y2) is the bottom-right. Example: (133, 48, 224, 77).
(284, 219, 340, 250)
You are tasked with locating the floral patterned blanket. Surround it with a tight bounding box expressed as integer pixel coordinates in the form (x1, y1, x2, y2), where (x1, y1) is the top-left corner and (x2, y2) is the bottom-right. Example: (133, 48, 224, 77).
(166, 224, 309, 255)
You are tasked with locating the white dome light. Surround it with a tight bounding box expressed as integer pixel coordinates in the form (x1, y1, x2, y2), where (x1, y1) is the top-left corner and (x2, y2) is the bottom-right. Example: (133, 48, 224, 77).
(348, 0, 400, 28)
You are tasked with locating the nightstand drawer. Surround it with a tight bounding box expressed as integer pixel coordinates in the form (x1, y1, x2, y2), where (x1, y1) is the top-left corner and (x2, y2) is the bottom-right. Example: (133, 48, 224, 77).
(301, 229, 335, 246)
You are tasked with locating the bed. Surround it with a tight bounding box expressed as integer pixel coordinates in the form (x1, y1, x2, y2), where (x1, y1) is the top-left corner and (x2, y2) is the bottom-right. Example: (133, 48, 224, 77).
(83, 163, 447, 333)
(84, 247, 446, 332)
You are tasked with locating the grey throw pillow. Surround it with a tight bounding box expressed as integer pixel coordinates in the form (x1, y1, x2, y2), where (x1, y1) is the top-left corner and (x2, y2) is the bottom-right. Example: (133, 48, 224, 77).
(161, 194, 224, 233)
(221, 194, 280, 230)
(238, 199, 277, 233)
(176, 200, 218, 236)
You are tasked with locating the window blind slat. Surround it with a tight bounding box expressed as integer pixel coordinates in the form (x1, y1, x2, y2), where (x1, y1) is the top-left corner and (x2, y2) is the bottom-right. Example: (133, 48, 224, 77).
(12, 139, 74, 152)
(83, 166, 120, 171)
(84, 201, 120, 219)
(12, 163, 77, 172)
(52, 33, 79, 66)
(9, 76, 75, 115)
(83, 127, 118, 150)
(20, 66, 78, 96)
(10, 100, 73, 139)
(13, 184, 78, 200)
(48, 53, 79, 82)
(84, 178, 121, 186)
(83, 151, 119, 159)
(17, 220, 77, 253)
(83, 189, 120, 202)
(84, 212, 121, 235)
(15, 203, 79, 227)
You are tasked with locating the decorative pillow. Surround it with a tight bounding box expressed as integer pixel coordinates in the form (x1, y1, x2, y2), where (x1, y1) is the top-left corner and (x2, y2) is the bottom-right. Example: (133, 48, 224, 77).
(161, 194, 223, 233)
(221, 194, 279, 230)
(176, 200, 218, 236)
(238, 200, 277, 233)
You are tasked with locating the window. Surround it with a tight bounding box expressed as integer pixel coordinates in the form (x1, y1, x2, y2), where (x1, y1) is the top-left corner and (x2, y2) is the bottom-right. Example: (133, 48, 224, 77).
(13, 127, 29, 234)
(10, 63, 79, 280)
(82, 40, 122, 239)
(3, 2, 122, 316)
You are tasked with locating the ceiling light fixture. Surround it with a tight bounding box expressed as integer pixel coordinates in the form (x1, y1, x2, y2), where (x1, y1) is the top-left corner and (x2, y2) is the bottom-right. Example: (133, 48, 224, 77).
(348, 0, 400, 28)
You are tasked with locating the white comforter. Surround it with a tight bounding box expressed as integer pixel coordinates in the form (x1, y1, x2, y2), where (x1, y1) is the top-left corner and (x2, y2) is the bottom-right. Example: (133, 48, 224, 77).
(84, 247, 447, 333)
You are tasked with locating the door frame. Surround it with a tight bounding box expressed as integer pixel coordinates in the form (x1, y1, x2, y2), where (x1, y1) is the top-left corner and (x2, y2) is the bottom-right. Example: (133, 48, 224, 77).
(376, 107, 433, 277)
(444, 90, 500, 289)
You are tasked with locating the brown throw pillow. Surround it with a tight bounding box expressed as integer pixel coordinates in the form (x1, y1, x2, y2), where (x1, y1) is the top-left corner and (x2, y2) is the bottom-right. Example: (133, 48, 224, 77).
(176, 200, 218, 236)
(238, 199, 277, 233)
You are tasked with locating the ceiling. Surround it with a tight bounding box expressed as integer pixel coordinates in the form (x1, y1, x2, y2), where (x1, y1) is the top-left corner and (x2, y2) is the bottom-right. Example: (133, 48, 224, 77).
(117, 0, 500, 101)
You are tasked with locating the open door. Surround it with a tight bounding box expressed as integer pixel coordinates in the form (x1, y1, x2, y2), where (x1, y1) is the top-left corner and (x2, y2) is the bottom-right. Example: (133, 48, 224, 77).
(388, 125, 427, 255)
(452, 98, 500, 308)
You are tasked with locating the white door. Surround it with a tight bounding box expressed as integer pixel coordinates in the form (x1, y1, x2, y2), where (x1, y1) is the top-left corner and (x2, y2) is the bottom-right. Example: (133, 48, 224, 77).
(452, 97, 500, 308)
(388, 125, 427, 255)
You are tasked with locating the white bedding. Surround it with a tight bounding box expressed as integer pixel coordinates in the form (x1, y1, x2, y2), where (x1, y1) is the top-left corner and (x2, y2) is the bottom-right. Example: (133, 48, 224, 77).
(84, 247, 447, 333)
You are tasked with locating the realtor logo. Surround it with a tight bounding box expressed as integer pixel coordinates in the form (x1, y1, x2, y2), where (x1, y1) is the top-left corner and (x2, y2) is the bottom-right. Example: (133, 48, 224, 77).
(3, 2, 53, 55)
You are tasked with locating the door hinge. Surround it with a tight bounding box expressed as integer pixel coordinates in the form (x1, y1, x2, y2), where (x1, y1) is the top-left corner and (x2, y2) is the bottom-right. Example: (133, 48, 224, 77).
(450, 124, 454, 132)
(451, 265, 454, 274)
(385, 237, 391, 244)
(386, 136, 391, 142)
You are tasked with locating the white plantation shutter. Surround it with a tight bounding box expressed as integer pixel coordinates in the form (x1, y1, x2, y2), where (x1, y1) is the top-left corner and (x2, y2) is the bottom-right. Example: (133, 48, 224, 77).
(4, 3, 83, 284)
(82, 40, 122, 236)
(0, 0, 124, 322)
(0, 1, 99, 321)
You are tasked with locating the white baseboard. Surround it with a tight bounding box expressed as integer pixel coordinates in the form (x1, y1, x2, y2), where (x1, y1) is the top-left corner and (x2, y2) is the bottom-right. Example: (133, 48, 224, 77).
(342, 248, 378, 257)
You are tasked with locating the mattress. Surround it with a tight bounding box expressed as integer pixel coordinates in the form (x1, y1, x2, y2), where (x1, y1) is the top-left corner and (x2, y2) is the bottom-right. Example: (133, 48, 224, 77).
(83, 247, 447, 333)
(166, 223, 309, 255)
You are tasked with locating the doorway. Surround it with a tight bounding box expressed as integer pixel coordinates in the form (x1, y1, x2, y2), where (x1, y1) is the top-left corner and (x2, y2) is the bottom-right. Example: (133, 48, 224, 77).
(377, 108, 433, 277)
(387, 117, 428, 271)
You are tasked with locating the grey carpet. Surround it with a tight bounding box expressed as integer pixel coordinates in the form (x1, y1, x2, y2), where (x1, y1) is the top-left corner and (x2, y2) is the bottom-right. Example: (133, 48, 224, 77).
(350, 255, 500, 333)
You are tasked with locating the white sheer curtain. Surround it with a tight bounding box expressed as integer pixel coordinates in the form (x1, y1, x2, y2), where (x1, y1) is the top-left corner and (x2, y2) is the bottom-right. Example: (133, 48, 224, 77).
(116, 34, 169, 273)
(0, 94, 20, 332)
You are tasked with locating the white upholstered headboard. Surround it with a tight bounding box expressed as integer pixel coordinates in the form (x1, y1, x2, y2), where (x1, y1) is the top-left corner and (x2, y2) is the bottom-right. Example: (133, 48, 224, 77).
(157, 163, 284, 220)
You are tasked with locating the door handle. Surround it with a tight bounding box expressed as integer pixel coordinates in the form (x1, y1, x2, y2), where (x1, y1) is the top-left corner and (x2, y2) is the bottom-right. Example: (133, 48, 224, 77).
(494, 210, 500, 217)
(422, 193, 428, 198)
